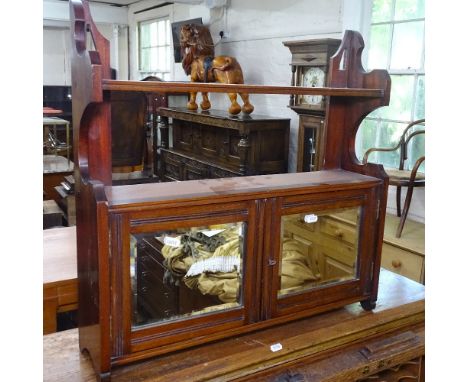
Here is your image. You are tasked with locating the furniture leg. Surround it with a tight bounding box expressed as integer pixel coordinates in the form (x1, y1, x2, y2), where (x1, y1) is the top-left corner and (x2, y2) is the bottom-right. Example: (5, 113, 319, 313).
(200, 92, 211, 110)
(188, 92, 198, 110)
(44, 288, 58, 334)
(396, 185, 402, 217)
(239, 93, 254, 114)
(237, 135, 250, 175)
(396, 184, 414, 238)
(53, 125, 58, 156)
(227, 92, 241, 115)
(66, 121, 70, 165)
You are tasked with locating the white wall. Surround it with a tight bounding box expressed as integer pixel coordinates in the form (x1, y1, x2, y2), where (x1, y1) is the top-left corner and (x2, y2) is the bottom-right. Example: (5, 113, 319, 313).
(43, 0, 129, 84)
(128, 0, 344, 172)
(43, 27, 71, 86)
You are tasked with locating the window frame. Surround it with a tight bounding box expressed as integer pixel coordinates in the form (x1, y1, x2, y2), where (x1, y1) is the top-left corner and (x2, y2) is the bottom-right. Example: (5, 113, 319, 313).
(356, 0, 425, 168)
(137, 16, 172, 80)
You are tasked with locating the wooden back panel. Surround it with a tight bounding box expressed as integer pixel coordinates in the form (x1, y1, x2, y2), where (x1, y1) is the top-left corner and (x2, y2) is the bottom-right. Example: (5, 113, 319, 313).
(110, 91, 147, 168)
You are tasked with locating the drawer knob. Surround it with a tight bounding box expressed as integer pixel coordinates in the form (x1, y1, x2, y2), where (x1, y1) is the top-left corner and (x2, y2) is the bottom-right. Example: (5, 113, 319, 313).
(334, 229, 344, 238)
(391, 260, 402, 268)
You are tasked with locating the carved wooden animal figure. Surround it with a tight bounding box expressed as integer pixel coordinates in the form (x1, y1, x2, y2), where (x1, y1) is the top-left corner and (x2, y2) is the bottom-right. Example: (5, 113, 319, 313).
(180, 24, 254, 115)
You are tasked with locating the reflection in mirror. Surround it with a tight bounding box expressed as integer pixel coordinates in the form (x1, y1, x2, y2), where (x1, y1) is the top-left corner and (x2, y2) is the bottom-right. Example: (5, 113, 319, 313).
(130, 222, 245, 328)
(278, 207, 360, 297)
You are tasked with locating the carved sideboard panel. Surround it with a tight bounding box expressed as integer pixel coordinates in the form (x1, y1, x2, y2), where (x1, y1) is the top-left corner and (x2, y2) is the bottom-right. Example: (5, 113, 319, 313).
(158, 107, 290, 180)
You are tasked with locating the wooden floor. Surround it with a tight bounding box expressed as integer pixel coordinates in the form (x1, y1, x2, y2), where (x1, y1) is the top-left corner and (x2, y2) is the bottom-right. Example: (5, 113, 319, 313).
(383, 213, 424, 256)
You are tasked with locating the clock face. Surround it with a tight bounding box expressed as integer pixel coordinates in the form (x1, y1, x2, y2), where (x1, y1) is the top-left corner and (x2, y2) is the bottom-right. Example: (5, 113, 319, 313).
(301, 67, 325, 106)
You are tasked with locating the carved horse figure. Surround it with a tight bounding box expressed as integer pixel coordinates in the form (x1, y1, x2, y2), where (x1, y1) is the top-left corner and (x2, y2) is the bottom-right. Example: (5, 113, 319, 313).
(180, 24, 254, 115)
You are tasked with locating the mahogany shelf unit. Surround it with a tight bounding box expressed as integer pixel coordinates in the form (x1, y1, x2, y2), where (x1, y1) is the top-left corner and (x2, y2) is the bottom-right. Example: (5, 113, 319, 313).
(69, 1, 390, 380)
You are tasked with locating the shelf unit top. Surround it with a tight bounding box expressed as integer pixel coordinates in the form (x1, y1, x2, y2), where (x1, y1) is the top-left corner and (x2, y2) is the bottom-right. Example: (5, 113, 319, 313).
(105, 169, 381, 209)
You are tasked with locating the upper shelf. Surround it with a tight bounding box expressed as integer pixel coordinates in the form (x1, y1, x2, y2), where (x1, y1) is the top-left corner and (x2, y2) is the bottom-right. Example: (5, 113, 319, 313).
(102, 80, 385, 98)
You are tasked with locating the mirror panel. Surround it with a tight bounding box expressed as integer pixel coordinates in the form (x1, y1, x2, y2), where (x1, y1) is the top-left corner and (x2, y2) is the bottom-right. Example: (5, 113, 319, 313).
(278, 207, 361, 297)
(130, 222, 245, 328)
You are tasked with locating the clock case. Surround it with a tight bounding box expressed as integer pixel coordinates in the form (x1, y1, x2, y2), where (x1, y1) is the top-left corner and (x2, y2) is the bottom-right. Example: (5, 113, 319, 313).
(283, 39, 342, 172)
(283, 38, 341, 113)
(69, 1, 391, 380)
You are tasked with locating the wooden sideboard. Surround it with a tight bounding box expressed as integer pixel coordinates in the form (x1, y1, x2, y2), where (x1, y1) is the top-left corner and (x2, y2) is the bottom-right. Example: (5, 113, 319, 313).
(380, 214, 425, 284)
(43, 226, 78, 334)
(43, 269, 425, 382)
(157, 107, 290, 180)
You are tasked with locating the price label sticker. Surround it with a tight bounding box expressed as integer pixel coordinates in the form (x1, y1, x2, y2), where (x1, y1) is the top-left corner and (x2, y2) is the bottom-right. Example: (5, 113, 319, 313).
(304, 214, 318, 223)
(270, 343, 283, 352)
(163, 236, 181, 247)
(200, 229, 225, 237)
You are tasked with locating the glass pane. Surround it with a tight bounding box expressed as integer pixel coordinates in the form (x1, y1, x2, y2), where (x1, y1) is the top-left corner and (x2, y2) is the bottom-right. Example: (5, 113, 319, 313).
(166, 19, 171, 45)
(357, 118, 407, 168)
(278, 206, 360, 297)
(150, 47, 158, 71)
(131, 222, 245, 328)
(414, 75, 425, 120)
(390, 21, 424, 70)
(139, 23, 151, 48)
(166, 46, 171, 72)
(395, 0, 425, 20)
(140, 48, 150, 71)
(371, 0, 394, 23)
(158, 46, 166, 71)
(158, 20, 166, 46)
(150, 21, 158, 46)
(383, 74, 415, 120)
(368, 24, 392, 69)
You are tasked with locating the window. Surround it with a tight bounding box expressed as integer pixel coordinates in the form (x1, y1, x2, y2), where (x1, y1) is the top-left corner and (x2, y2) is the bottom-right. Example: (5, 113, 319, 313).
(138, 18, 171, 80)
(356, 0, 425, 171)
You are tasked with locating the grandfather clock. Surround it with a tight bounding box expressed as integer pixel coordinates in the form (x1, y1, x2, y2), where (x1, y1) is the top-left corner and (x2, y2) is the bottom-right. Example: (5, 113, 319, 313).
(283, 38, 341, 172)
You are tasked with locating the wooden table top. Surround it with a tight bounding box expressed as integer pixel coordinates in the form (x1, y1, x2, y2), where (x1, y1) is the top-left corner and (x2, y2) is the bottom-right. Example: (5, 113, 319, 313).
(43, 269, 425, 382)
(43, 226, 77, 286)
(43, 155, 74, 174)
(43, 116, 69, 124)
(43, 107, 63, 116)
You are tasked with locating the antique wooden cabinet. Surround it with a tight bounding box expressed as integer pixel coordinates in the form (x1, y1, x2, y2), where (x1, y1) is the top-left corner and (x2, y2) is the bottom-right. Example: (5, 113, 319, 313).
(157, 107, 290, 180)
(69, 1, 390, 380)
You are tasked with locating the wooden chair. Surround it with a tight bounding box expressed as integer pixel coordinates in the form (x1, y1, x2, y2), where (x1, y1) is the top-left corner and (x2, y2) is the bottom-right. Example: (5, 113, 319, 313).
(363, 119, 425, 238)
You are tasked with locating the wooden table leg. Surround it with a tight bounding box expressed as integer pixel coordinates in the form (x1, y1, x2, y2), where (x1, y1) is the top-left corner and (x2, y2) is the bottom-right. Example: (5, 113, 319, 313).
(44, 287, 58, 334)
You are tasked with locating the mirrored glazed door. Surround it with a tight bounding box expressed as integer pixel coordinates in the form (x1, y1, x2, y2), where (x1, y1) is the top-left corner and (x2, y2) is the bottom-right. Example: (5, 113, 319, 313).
(130, 221, 246, 328)
(264, 191, 378, 319)
(113, 201, 259, 355)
